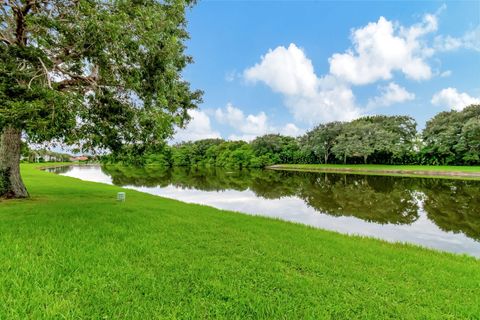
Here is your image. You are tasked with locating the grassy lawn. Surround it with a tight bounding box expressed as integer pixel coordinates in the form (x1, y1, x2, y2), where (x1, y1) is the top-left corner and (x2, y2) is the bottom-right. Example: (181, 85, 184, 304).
(270, 164, 480, 179)
(0, 164, 479, 318)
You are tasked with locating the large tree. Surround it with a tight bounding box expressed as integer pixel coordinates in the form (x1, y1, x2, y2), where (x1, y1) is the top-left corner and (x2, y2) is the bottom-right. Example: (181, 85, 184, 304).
(330, 116, 417, 165)
(0, 0, 201, 198)
(302, 121, 344, 164)
(361, 115, 417, 164)
(331, 120, 376, 164)
(422, 105, 480, 165)
(251, 134, 299, 164)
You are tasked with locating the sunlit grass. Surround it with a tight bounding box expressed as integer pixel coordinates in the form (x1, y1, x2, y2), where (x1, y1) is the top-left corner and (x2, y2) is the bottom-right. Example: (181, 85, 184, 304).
(0, 164, 479, 318)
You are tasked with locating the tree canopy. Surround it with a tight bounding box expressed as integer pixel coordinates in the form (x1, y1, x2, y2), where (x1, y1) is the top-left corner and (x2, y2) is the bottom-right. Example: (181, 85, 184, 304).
(118, 106, 480, 169)
(0, 0, 201, 198)
(421, 105, 480, 165)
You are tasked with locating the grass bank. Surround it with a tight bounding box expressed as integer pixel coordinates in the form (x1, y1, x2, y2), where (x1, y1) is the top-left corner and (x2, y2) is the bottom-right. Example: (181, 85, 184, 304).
(269, 164, 480, 179)
(0, 164, 479, 318)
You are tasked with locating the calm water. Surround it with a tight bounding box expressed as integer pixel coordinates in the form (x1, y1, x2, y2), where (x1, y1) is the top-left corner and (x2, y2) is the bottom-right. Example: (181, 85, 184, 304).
(46, 165, 480, 257)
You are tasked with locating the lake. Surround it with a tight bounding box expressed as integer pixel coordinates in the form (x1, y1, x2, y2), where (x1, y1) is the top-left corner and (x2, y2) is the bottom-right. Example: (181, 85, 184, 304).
(46, 165, 480, 257)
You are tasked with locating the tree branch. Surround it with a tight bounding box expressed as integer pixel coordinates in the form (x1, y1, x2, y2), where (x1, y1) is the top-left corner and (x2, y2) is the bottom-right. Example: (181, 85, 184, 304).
(0, 36, 12, 45)
(56, 73, 98, 91)
(37, 57, 52, 89)
(54, 63, 100, 91)
(27, 69, 43, 89)
(12, 0, 36, 45)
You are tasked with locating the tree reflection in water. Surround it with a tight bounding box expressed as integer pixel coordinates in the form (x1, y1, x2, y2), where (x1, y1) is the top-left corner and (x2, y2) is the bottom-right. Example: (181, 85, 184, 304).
(102, 165, 480, 240)
(421, 179, 480, 241)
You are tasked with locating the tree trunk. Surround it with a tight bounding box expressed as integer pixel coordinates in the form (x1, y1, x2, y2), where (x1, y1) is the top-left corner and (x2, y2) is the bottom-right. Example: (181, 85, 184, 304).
(324, 154, 328, 164)
(0, 127, 28, 199)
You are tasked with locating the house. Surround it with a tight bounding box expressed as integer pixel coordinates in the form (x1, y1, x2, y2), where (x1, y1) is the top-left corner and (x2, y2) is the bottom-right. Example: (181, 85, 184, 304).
(69, 156, 89, 162)
(25, 149, 72, 163)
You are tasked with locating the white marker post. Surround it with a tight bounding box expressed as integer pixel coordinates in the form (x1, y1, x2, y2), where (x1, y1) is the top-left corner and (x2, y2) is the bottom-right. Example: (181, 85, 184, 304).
(117, 192, 126, 202)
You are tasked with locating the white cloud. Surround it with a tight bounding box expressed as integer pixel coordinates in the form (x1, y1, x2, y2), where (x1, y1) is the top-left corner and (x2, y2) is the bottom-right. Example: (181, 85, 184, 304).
(243, 7, 477, 124)
(244, 43, 318, 97)
(244, 44, 361, 124)
(434, 26, 480, 52)
(367, 82, 415, 109)
(216, 103, 303, 141)
(215, 103, 244, 125)
(225, 70, 238, 82)
(227, 134, 258, 142)
(434, 35, 462, 51)
(463, 27, 480, 51)
(172, 104, 304, 143)
(431, 88, 480, 111)
(440, 70, 452, 77)
(173, 109, 221, 143)
(329, 14, 437, 85)
(280, 123, 302, 136)
(285, 79, 360, 123)
(242, 10, 449, 124)
(216, 103, 268, 136)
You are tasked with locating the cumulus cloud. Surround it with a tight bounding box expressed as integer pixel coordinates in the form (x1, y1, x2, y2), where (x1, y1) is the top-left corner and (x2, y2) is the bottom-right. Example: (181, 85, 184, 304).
(173, 104, 303, 143)
(173, 109, 221, 143)
(367, 82, 415, 109)
(280, 123, 303, 136)
(431, 88, 480, 111)
(434, 26, 480, 52)
(216, 103, 268, 136)
(243, 7, 478, 125)
(215, 103, 303, 141)
(286, 79, 360, 123)
(242, 10, 452, 123)
(329, 14, 437, 85)
(244, 44, 361, 124)
(244, 44, 318, 97)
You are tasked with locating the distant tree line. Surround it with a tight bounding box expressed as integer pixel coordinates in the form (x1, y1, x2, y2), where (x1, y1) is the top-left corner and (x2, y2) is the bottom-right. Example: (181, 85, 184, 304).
(104, 104, 480, 167)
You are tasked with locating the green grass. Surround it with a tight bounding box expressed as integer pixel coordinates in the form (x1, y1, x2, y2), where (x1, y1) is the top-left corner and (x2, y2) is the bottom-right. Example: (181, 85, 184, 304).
(270, 164, 480, 179)
(1, 164, 479, 319)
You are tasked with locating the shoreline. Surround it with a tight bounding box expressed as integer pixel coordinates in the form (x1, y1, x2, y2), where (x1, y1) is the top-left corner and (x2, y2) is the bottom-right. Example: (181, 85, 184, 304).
(268, 164, 480, 179)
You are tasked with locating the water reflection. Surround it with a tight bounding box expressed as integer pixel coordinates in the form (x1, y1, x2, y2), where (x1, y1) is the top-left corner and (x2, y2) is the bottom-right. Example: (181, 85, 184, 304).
(101, 166, 433, 226)
(421, 179, 480, 241)
(297, 174, 420, 225)
(47, 165, 480, 256)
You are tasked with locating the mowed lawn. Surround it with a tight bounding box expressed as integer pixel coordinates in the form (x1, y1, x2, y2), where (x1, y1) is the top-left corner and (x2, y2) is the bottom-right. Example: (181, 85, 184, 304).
(0, 164, 479, 319)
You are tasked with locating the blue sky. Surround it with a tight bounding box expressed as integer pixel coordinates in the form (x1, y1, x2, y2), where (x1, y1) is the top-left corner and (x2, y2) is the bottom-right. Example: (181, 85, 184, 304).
(174, 0, 480, 142)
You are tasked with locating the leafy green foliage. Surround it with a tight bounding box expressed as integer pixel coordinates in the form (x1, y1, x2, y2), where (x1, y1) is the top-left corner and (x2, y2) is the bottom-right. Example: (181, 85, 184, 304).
(1, 0, 201, 155)
(251, 134, 299, 164)
(108, 106, 480, 168)
(117, 136, 302, 169)
(331, 116, 417, 164)
(301, 121, 344, 164)
(421, 105, 480, 165)
(134, 115, 419, 167)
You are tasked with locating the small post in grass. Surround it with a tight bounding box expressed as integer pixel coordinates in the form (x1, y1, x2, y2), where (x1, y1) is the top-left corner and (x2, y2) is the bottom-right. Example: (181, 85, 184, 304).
(117, 192, 126, 202)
